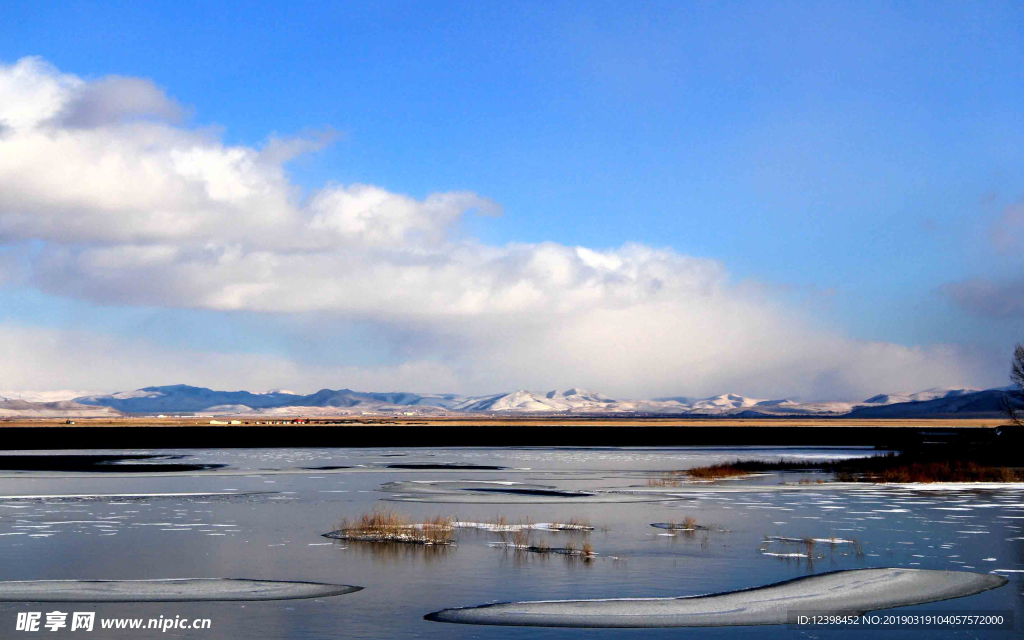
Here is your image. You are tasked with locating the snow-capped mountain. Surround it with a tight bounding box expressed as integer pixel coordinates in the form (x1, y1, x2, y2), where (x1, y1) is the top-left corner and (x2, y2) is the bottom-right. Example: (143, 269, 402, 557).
(0, 398, 120, 418)
(75, 385, 304, 412)
(861, 387, 981, 405)
(0, 383, 1016, 419)
(0, 390, 103, 403)
(846, 388, 1017, 418)
(689, 393, 767, 412)
(453, 389, 618, 412)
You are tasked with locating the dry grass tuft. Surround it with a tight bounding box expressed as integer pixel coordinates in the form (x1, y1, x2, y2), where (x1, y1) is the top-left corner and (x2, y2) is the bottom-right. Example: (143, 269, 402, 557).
(684, 454, 1024, 484)
(550, 516, 593, 531)
(837, 459, 1024, 483)
(329, 510, 454, 545)
(684, 458, 840, 479)
(666, 515, 698, 534)
(686, 464, 751, 479)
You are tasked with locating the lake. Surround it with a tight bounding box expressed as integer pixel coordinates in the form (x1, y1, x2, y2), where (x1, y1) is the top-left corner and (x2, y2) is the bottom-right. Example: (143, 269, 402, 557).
(0, 447, 1020, 638)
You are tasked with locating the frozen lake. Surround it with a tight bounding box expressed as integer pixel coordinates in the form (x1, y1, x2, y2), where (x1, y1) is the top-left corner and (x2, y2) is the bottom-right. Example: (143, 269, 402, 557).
(0, 447, 1020, 638)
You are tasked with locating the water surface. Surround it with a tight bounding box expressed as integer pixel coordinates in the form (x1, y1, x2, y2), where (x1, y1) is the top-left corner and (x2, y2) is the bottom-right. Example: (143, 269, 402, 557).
(0, 447, 1020, 638)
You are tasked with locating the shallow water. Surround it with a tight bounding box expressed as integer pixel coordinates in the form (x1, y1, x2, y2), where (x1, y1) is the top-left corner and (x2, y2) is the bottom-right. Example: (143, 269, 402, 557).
(0, 447, 1021, 638)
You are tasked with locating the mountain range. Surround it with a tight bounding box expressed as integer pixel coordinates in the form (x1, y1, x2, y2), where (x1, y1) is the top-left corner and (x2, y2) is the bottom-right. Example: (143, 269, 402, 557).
(1, 384, 1020, 419)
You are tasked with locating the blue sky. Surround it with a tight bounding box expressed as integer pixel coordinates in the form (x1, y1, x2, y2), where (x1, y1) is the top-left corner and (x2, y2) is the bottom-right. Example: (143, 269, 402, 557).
(1, 1, 1021, 398)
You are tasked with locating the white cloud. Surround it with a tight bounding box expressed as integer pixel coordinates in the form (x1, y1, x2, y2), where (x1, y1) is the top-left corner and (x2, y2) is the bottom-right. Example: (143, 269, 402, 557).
(0, 57, 81, 130)
(0, 323, 464, 396)
(260, 129, 338, 165)
(0, 56, 1003, 399)
(51, 75, 185, 129)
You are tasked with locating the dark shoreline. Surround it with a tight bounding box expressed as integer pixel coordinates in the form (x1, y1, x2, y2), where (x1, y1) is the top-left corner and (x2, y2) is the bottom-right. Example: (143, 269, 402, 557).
(0, 424, 1016, 451)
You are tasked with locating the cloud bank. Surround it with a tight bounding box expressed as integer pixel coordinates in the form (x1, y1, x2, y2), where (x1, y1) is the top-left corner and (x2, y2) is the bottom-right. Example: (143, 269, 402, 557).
(0, 57, 1002, 399)
(941, 203, 1024, 321)
(942, 278, 1024, 320)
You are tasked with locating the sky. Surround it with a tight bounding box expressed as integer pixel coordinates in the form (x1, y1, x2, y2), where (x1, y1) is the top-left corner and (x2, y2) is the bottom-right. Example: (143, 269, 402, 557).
(1, 0, 1022, 400)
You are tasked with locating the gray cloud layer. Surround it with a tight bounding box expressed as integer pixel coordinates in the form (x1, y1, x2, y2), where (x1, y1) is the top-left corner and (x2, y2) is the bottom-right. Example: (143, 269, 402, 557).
(942, 278, 1024, 320)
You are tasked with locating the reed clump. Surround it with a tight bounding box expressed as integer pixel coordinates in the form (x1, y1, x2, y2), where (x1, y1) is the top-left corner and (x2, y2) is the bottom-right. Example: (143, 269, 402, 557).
(665, 515, 698, 532)
(550, 517, 593, 531)
(837, 459, 1024, 483)
(327, 510, 454, 545)
(684, 453, 1024, 484)
(686, 464, 751, 479)
(490, 514, 509, 529)
(502, 536, 595, 558)
(685, 459, 825, 479)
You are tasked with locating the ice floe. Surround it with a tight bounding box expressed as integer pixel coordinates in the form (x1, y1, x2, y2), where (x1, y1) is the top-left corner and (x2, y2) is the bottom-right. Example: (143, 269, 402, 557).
(0, 579, 361, 602)
(426, 568, 1007, 628)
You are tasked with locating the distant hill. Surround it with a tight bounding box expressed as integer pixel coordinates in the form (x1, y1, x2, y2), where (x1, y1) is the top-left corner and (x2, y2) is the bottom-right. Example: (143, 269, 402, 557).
(75, 385, 303, 412)
(452, 389, 619, 412)
(0, 398, 121, 418)
(0, 383, 1015, 419)
(846, 388, 1021, 419)
(861, 388, 981, 405)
